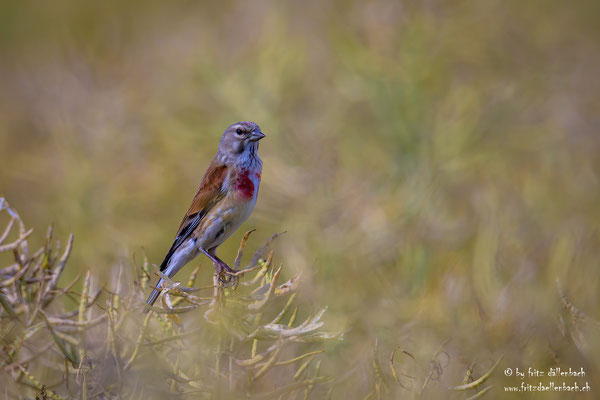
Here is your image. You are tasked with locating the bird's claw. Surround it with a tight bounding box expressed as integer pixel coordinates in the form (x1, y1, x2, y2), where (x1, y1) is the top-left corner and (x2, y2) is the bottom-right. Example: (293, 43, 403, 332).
(215, 262, 239, 288)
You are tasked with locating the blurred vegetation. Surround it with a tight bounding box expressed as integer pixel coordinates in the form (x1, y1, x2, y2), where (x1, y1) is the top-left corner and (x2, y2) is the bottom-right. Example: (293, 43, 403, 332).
(0, 0, 599, 398)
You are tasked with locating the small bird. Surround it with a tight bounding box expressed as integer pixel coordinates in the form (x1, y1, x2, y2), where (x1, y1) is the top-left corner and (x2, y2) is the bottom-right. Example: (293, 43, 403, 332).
(146, 121, 265, 307)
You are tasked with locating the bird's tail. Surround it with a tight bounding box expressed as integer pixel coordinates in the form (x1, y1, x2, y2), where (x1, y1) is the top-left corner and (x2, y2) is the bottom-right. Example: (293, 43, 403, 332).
(144, 278, 164, 312)
(144, 246, 175, 312)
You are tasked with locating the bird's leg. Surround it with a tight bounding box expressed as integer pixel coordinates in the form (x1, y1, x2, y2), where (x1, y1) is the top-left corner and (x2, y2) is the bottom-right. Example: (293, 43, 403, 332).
(201, 248, 238, 285)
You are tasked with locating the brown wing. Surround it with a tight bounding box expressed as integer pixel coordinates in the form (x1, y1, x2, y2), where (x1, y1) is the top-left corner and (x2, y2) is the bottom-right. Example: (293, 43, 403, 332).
(176, 163, 228, 235)
(158, 161, 228, 271)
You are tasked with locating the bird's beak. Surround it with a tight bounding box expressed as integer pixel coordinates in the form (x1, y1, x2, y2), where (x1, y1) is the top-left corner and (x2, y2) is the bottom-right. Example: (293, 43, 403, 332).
(250, 130, 266, 141)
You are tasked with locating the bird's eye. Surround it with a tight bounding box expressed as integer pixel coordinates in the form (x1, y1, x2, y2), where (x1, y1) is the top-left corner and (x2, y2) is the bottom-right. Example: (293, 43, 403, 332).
(236, 128, 244, 135)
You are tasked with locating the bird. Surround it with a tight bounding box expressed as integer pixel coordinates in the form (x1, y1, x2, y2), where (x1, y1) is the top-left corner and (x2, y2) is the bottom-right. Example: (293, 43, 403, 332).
(146, 121, 265, 307)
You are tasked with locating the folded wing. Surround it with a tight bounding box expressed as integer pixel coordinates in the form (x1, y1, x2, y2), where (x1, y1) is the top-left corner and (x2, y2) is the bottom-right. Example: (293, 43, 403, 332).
(158, 162, 228, 272)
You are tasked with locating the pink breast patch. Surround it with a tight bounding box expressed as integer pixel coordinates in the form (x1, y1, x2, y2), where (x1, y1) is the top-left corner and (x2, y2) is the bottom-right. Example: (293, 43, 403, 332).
(236, 170, 255, 199)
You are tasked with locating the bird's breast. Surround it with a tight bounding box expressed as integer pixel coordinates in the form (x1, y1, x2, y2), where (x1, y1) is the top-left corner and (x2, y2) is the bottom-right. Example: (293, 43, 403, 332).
(195, 167, 260, 249)
(234, 168, 261, 201)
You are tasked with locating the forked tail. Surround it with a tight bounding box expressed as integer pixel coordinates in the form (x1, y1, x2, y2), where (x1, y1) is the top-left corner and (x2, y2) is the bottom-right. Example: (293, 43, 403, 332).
(144, 248, 173, 311)
(145, 278, 164, 310)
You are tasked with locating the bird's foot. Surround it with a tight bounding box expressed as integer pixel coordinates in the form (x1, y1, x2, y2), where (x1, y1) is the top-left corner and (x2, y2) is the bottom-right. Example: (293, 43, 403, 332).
(214, 261, 239, 287)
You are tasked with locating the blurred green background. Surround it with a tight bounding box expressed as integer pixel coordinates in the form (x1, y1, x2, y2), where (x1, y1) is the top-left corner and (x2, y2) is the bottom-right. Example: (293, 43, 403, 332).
(1, 0, 599, 397)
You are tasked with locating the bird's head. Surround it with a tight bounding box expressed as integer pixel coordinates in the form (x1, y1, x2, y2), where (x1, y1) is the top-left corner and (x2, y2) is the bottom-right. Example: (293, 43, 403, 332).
(218, 121, 265, 158)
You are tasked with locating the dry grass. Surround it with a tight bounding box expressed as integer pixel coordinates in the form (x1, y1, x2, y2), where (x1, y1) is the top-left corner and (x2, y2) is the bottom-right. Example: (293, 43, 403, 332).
(2, 192, 598, 399)
(0, 199, 341, 399)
